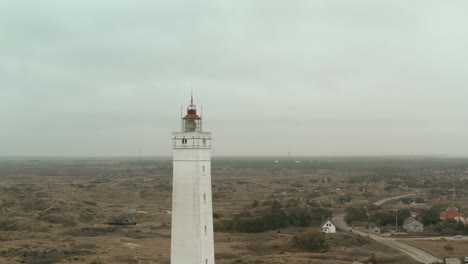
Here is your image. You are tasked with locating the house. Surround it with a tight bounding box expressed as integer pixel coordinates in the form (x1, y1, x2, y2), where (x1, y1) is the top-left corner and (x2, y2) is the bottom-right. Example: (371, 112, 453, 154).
(411, 198, 426, 205)
(445, 258, 462, 264)
(356, 186, 367, 193)
(399, 197, 426, 205)
(368, 222, 381, 234)
(403, 217, 424, 232)
(321, 218, 336, 233)
(440, 206, 463, 221)
(399, 198, 412, 204)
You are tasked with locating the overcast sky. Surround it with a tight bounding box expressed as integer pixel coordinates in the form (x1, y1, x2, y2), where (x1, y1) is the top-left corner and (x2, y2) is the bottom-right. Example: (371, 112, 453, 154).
(1, 0, 468, 157)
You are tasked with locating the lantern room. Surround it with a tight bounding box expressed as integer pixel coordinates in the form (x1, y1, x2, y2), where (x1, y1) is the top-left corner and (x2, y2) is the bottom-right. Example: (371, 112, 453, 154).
(182, 95, 202, 132)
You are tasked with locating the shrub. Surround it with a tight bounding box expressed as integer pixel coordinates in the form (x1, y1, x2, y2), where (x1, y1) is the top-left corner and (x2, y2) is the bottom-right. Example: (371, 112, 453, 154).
(292, 231, 329, 252)
(213, 212, 221, 219)
(252, 200, 259, 208)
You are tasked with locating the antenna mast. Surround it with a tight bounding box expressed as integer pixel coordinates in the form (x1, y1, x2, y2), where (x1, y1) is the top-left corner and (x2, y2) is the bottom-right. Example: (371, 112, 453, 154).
(191, 88, 194, 106)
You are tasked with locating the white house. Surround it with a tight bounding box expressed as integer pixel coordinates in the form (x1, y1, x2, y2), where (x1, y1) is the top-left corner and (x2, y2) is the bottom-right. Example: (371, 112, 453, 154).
(321, 218, 336, 233)
(368, 222, 381, 234)
(403, 217, 424, 232)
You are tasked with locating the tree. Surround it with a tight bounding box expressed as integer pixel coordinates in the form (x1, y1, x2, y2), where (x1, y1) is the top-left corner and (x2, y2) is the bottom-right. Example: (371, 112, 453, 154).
(286, 207, 311, 227)
(418, 207, 441, 226)
(345, 207, 368, 224)
(262, 207, 288, 230)
(309, 208, 332, 225)
(397, 209, 411, 225)
(370, 209, 411, 226)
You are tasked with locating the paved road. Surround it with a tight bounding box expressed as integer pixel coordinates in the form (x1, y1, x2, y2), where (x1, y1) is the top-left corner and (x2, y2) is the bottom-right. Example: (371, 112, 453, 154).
(372, 194, 412, 206)
(332, 214, 442, 264)
(396, 236, 467, 241)
(332, 194, 443, 264)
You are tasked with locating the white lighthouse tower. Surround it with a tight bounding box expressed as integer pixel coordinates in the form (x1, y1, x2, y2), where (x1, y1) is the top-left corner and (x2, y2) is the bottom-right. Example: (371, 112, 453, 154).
(171, 95, 215, 264)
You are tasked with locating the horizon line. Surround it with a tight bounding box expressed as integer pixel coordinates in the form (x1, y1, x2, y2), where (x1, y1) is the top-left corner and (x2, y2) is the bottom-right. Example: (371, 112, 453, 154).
(1, 154, 468, 159)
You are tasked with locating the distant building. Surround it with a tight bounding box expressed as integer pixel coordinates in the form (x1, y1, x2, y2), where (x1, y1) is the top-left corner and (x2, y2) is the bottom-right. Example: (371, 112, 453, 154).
(356, 186, 367, 193)
(321, 218, 336, 234)
(445, 258, 462, 264)
(339, 194, 352, 204)
(399, 197, 426, 205)
(440, 206, 462, 221)
(403, 217, 424, 232)
(368, 223, 381, 234)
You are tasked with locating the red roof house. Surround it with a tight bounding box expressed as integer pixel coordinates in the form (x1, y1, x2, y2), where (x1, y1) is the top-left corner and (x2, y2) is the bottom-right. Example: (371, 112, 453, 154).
(440, 207, 462, 220)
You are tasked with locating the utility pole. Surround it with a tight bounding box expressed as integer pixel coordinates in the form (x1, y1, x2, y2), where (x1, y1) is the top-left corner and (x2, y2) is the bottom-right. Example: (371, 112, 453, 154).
(395, 210, 398, 233)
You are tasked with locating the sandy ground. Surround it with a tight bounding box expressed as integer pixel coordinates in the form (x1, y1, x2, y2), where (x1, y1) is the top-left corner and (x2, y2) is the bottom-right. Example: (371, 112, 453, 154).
(1, 157, 456, 263)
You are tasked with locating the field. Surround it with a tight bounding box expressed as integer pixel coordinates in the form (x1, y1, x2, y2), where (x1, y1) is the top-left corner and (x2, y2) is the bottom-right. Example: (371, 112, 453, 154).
(1, 156, 467, 263)
(398, 239, 468, 259)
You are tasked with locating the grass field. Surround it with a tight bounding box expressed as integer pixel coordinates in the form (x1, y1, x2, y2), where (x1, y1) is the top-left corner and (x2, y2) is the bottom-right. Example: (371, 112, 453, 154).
(1, 157, 465, 263)
(397, 239, 468, 259)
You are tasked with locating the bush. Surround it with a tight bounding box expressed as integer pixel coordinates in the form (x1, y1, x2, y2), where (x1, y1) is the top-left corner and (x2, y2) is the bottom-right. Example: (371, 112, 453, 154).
(292, 231, 329, 252)
(285, 199, 299, 208)
(252, 200, 259, 208)
(213, 212, 221, 219)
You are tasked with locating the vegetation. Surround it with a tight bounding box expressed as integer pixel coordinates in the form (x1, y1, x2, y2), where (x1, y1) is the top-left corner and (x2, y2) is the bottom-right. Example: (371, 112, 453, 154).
(368, 253, 378, 264)
(417, 207, 441, 226)
(292, 231, 329, 252)
(345, 206, 368, 224)
(369, 209, 411, 226)
(216, 200, 332, 233)
(433, 219, 468, 235)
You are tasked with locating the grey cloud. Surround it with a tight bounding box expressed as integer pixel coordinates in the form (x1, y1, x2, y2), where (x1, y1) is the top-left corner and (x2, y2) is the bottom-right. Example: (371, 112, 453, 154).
(1, 0, 468, 156)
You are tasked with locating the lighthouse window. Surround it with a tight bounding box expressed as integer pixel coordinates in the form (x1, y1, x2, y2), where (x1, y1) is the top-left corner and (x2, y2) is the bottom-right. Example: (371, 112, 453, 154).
(182, 138, 188, 144)
(204, 225, 207, 233)
(203, 139, 206, 144)
(203, 194, 206, 203)
(202, 166, 205, 172)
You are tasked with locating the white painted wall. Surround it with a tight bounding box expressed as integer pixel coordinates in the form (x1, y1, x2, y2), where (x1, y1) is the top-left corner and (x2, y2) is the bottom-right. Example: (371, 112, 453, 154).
(171, 131, 215, 264)
(321, 220, 336, 233)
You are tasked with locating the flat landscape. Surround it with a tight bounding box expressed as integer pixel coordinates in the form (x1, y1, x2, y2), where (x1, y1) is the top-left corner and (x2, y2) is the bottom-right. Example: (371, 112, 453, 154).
(1, 157, 467, 263)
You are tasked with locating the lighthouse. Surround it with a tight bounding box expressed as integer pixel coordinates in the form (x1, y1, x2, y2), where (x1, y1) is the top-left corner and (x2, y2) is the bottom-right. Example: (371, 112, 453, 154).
(171, 95, 215, 264)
